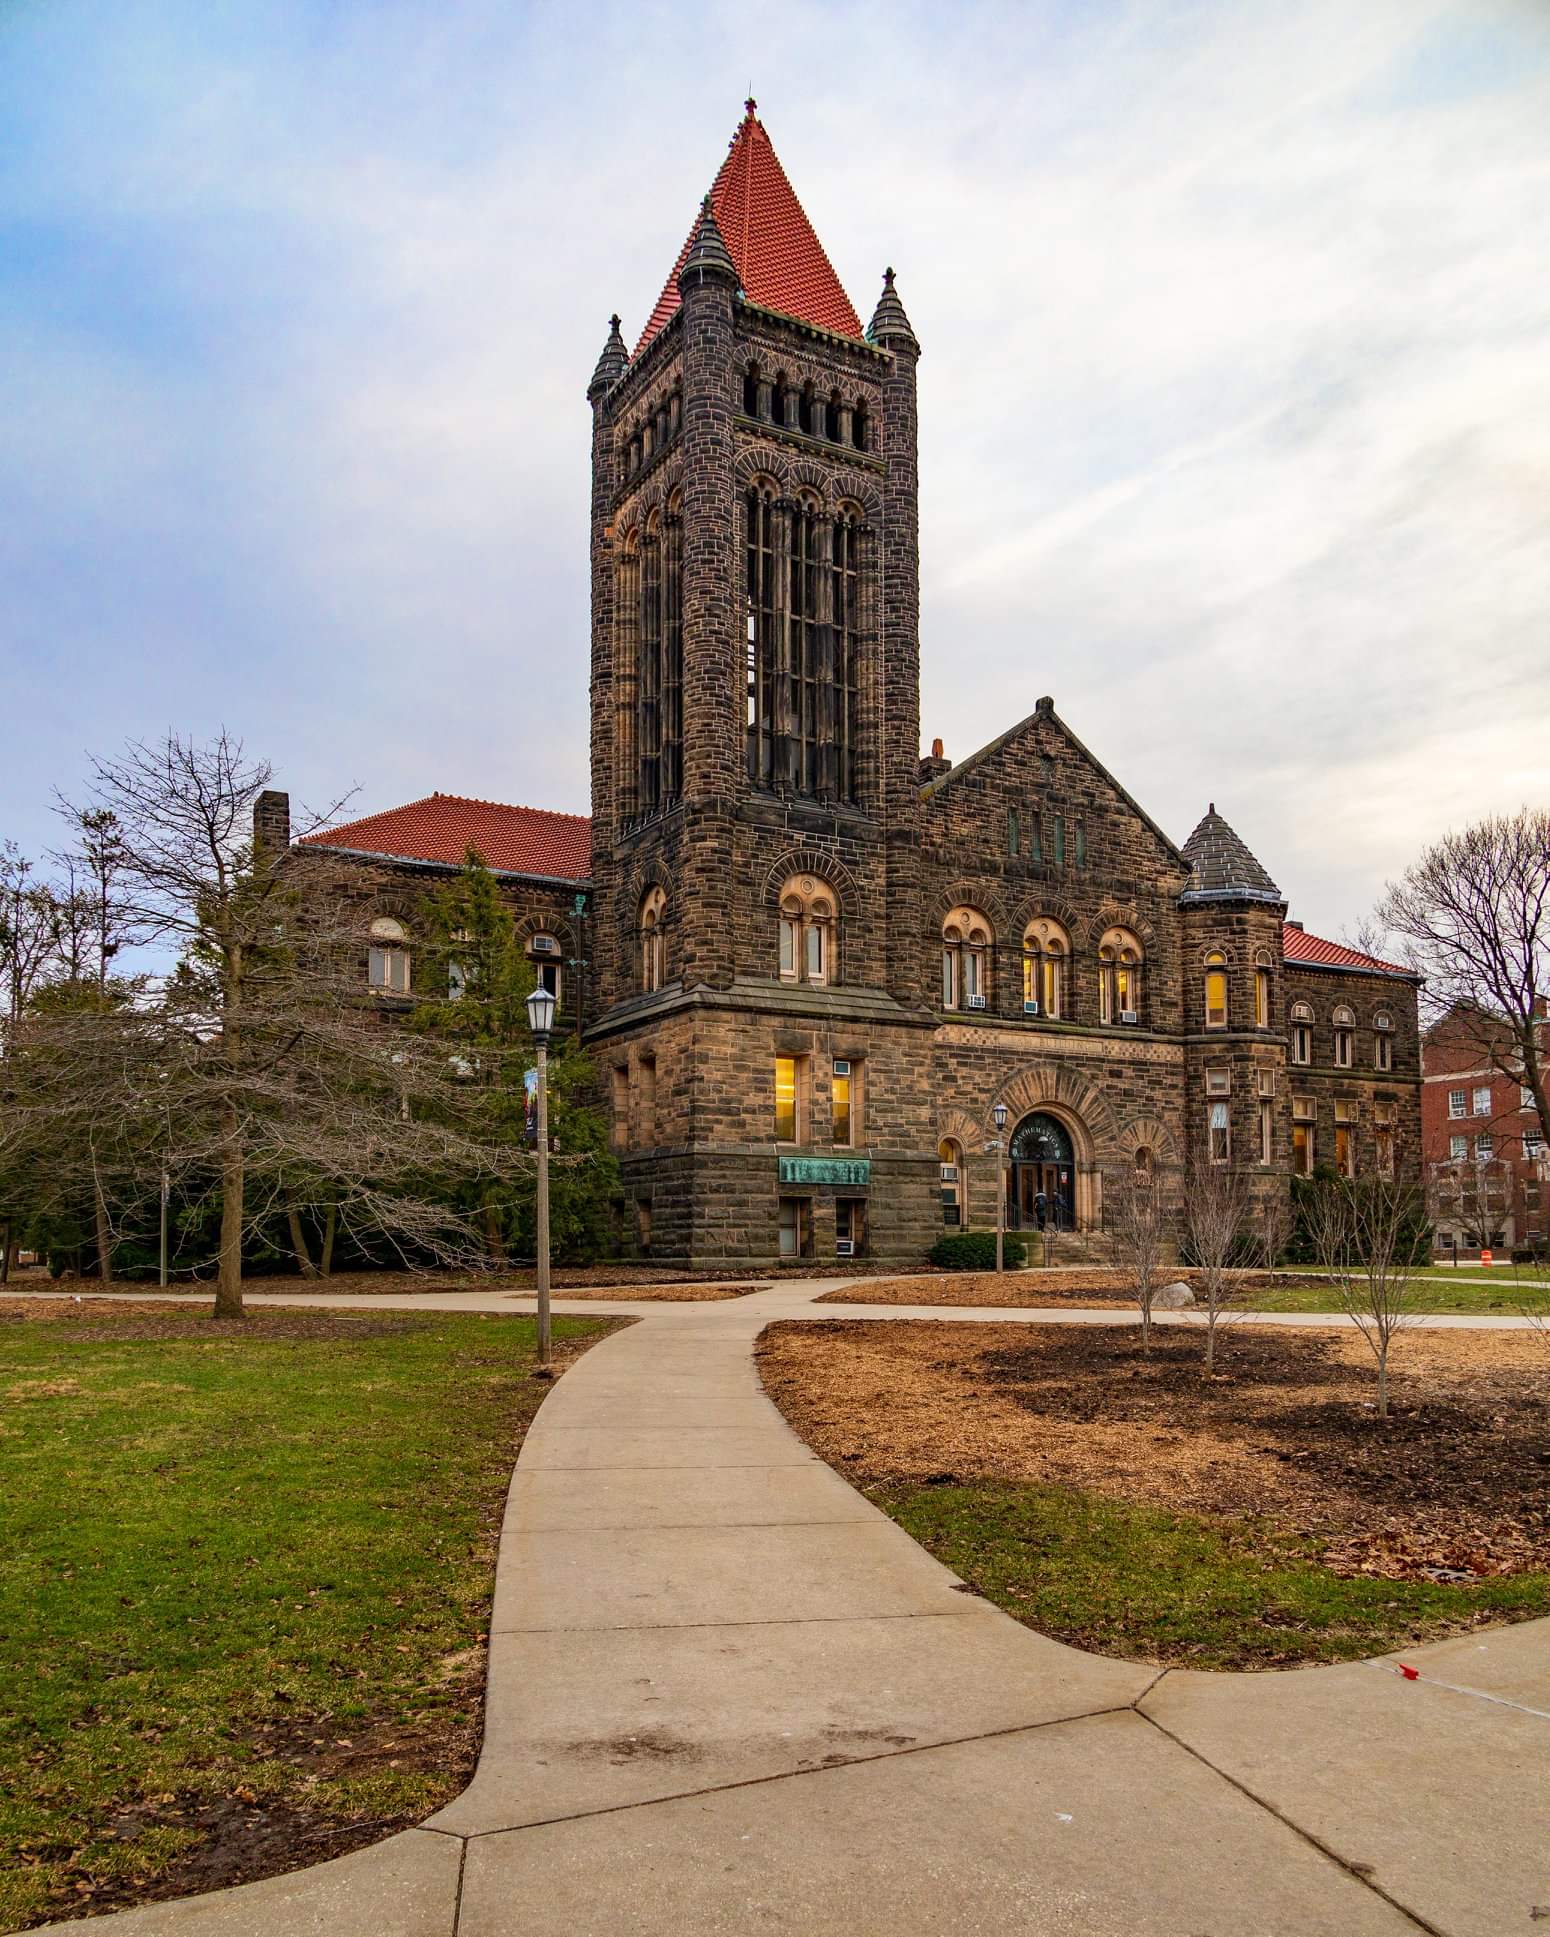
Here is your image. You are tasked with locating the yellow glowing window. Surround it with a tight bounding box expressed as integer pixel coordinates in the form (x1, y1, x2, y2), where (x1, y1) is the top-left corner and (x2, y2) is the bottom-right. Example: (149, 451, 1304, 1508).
(774, 1056, 798, 1142)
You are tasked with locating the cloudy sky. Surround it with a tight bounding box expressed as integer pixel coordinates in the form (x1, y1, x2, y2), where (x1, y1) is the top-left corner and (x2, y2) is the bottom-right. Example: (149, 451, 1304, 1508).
(4, 0, 1547, 937)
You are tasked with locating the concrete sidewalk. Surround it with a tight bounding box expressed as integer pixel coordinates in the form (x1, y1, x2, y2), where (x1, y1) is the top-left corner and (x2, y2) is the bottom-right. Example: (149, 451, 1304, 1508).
(31, 1278, 1550, 1935)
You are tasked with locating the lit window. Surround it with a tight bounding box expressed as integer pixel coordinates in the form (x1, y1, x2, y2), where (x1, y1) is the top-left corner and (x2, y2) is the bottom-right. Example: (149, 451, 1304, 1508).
(639, 887, 667, 992)
(832, 1058, 863, 1147)
(1097, 925, 1144, 1025)
(1334, 1098, 1356, 1178)
(1448, 1088, 1468, 1119)
(939, 1137, 963, 1226)
(1290, 1001, 1314, 1065)
(368, 917, 411, 994)
(776, 875, 837, 986)
(774, 1056, 802, 1143)
(1291, 1093, 1315, 1176)
(1332, 1006, 1354, 1069)
(1204, 952, 1228, 1029)
(1254, 954, 1271, 1029)
(943, 907, 992, 1010)
(1208, 1100, 1231, 1164)
(1023, 917, 1070, 1019)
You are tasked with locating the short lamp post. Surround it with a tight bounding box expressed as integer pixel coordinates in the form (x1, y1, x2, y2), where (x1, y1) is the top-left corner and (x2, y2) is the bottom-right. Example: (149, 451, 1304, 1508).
(992, 1101, 1009, 1274)
(526, 982, 557, 1365)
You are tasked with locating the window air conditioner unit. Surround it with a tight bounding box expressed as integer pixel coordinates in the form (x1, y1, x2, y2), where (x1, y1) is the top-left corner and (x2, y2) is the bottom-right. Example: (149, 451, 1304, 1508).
(966, 994, 988, 1010)
(833, 1059, 851, 1075)
(530, 935, 561, 956)
(835, 1239, 856, 1258)
(1023, 1000, 1040, 1015)
(1120, 1010, 1139, 1024)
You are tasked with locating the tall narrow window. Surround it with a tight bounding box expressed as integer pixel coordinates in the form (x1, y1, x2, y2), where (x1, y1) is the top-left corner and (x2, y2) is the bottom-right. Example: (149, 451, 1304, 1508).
(639, 886, 667, 993)
(943, 907, 992, 1010)
(368, 917, 411, 994)
(939, 1138, 964, 1225)
(1290, 1001, 1314, 1064)
(774, 1056, 804, 1143)
(1254, 953, 1271, 1029)
(1374, 1099, 1395, 1178)
(637, 513, 663, 811)
(1023, 917, 1069, 1018)
(1204, 952, 1228, 1029)
(662, 508, 683, 802)
(1209, 1100, 1231, 1164)
(832, 511, 862, 803)
(1332, 1006, 1355, 1069)
(1292, 1093, 1315, 1175)
(1008, 807, 1020, 857)
(1259, 1097, 1274, 1165)
(1075, 820, 1086, 868)
(776, 874, 839, 986)
(1098, 926, 1144, 1024)
(745, 487, 777, 787)
(1054, 815, 1066, 868)
(1373, 1011, 1393, 1072)
(1334, 1097, 1356, 1178)
(832, 1057, 862, 1147)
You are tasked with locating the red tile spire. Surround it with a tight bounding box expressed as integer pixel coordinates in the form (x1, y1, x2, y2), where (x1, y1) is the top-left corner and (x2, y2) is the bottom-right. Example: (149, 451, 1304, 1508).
(634, 101, 863, 357)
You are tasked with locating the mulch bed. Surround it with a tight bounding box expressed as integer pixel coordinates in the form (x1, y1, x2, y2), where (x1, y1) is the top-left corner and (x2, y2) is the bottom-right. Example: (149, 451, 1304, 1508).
(815, 1268, 1281, 1308)
(757, 1319, 1550, 1582)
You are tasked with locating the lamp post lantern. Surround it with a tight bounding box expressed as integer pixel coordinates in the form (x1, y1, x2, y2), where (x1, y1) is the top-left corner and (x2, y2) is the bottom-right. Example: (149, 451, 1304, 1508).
(992, 1101, 1009, 1274)
(526, 982, 557, 1364)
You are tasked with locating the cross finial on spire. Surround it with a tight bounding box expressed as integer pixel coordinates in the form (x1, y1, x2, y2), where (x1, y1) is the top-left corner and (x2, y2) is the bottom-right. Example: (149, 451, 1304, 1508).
(745, 95, 757, 115)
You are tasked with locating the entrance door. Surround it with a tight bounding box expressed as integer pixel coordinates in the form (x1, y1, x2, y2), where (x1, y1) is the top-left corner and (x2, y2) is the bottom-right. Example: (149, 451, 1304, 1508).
(1008, 1113, 1076, 1230)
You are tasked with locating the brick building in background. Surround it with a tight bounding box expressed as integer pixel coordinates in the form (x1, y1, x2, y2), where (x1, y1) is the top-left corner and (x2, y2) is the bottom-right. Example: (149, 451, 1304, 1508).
(258, 102, 1423, 1267)
(1422, 1001, 1550, 1256)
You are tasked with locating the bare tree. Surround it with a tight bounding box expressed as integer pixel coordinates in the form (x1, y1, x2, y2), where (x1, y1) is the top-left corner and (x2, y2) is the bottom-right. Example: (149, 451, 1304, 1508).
(1183, 1161, 1248, 1373)
(1109, 1171, 1167, 1353)
(9, 732, 550, 1316)
(1308, 1175, 1427, 1417)
(1380, 809, 1550, 1146)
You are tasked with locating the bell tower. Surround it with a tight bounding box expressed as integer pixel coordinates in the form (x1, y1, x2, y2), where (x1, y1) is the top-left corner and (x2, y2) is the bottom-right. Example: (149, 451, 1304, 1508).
(583, 101, 937, 1267)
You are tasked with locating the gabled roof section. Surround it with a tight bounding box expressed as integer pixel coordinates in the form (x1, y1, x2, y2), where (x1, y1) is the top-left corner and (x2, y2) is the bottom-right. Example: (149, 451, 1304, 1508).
(920, 696, 1189, 872)
(301, 794, 591, 885)
(1179, 805, 1283, 906)
(634, 100, 864, 358)
(1282, 923, 1418, 980)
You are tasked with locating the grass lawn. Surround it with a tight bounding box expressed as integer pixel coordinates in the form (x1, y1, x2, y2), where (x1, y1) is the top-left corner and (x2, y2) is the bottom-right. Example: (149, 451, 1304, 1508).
(0, 1300, 614, 1931)
(758, 1318, 1550, 1671)
(891, 1482, 1550, 1670)
(1255, 1269, 1550, 1318)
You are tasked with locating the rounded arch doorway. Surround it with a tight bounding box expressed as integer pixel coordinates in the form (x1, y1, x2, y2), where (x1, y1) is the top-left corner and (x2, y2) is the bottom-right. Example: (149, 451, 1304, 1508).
(1008, 1111, 1076, 1232)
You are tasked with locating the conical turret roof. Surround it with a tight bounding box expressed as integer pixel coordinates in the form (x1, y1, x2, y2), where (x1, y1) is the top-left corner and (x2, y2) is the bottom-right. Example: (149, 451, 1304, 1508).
(867, 267, 919, 352)
(1179, 805, 1283, 905)
(677, 195, 737, 293)
(587, 314, 628, 398)
(634, 101, 863, 357)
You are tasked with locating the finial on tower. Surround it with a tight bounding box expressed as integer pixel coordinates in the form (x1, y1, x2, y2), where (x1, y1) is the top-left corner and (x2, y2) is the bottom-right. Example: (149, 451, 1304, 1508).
(678, 194, 738, 295)
(867, 265, 919, 353)
(587, 312, 629, 399)
(745, 95, 757, 115)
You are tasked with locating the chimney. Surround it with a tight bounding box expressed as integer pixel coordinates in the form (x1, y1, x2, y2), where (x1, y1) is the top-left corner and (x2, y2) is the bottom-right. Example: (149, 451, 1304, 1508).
(1284, 919, 1303, 931)
(254, 790, 291, 856)
(918, 736, 952, 783)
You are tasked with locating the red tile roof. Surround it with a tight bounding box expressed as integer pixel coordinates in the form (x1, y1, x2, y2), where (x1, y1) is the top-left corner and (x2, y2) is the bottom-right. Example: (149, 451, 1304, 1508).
(1281, 922, 1415, 978)
(635, 102, 864, 358)
(302, 793, 591, 883)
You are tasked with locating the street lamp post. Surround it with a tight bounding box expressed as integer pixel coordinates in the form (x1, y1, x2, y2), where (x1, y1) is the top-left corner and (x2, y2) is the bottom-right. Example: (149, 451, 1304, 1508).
(993, 1101, 1009, 1274)
(526, 983, 557, 1366)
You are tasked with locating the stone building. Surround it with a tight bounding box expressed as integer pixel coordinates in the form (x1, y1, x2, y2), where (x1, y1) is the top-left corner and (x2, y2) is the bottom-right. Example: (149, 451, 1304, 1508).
(264, 101, 1423, 1268)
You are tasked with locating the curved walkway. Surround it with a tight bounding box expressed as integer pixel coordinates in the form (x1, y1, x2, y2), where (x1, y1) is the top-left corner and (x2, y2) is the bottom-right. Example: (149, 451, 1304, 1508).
(32, 1279, 1550, 1936)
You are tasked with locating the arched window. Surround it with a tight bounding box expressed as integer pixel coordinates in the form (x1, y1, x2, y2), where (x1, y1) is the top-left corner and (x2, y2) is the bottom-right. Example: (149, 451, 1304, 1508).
(853, 401, 869, 453)
(639, 887, 667, 993)
(368, 917, 410, 994)
(1290, 1000, 1314, 1065)
(1254, 949, 1272, 1029)
(1373, 1009, 1394, 1073)
(939, 1137, 964, 1226)
(1098, 925, 1144, 1025)
(527, 932, 562, 1005)
(777, 874, 837, 986)
(825, 391, 841, 442)
(1204, 951, 1228, 1029)
(1332, 1004, 1355, 1069)
(771, 373, 790, 429)
(635, 506, 683, 815)
(942, 907, 992, 1011)
(1022, 916, 1070, 1019)
(743, 364, 760, 416)
(745, 487, 862, 805)
(798, 384, 815, 436)
(1133, 1145, 1154, 1184)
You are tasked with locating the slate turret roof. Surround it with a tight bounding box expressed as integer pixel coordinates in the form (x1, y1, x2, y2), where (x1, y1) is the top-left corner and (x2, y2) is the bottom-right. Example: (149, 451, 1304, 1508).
(1178, 804, 1284, 906)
